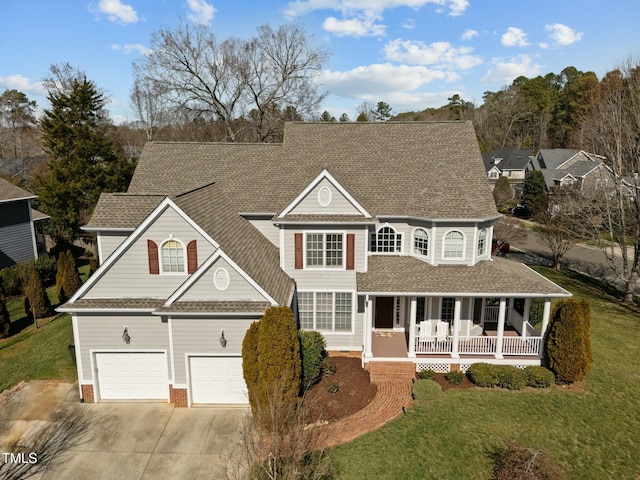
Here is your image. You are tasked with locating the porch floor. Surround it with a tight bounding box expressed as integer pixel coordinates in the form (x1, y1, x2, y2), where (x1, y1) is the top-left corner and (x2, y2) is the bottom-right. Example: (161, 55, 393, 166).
(371, 331, 408, 358)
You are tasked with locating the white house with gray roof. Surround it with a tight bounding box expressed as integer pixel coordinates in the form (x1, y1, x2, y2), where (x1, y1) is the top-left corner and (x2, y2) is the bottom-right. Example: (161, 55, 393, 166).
(59, 122, 570, 407)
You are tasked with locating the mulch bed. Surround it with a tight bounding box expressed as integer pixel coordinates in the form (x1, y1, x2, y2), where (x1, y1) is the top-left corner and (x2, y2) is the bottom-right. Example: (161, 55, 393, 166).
(302, 357, 377, 424)
(430, 372, 475, 391)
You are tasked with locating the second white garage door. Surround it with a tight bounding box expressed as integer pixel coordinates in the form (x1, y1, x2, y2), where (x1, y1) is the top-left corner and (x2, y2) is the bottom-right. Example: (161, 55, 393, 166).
(95, 352, 168, 401)
(189, 356, 248, 404)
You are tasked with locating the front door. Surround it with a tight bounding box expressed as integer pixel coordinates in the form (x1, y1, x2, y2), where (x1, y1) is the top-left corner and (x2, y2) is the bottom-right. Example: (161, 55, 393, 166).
(375, 297, 395, 329)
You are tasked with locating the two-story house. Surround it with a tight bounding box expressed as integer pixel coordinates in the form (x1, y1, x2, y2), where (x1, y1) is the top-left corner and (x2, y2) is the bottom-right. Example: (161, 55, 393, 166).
(528, 149, 610, 191)
(482, 148, 533, 195)
(0, 178, 48, 268)
(59, 122, 570, 406)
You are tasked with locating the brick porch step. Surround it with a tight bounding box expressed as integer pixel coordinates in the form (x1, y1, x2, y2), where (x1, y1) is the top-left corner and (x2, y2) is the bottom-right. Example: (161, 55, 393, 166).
(368, 361, 416, 383)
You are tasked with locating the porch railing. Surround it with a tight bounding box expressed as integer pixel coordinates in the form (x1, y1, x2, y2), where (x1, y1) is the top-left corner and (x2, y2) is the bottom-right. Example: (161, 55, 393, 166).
(414, 335, 542, 356)
(484, 305, 500, 324)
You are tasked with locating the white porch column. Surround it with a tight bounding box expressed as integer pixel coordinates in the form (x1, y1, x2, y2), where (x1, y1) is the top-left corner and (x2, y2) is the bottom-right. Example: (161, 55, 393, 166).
(541, 298, 552, 336)
(495, 297, 507, 359)
(408, 296, 417, 357)
(522, 298, 531, 339)
(451, 297, 461, 359)
(364, 296, 373, 358)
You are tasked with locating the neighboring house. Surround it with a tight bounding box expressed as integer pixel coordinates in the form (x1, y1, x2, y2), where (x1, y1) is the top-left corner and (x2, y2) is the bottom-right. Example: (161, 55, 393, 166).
(482, 148, 533, 194)
(59, 122, 570, 407)
(0, 178, 48, 269)
(528, 149, 610, 191)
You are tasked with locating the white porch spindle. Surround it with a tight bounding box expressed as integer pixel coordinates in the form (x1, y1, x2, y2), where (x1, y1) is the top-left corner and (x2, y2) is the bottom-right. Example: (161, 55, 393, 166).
(495, 297, 506, 359)
(364, 296, 373, 358)
(451, 297, 461, 358)
(409, 297, 417, 357)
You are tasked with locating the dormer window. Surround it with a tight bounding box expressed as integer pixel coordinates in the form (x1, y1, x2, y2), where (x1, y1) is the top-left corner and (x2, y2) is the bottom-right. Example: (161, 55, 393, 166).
(443, 230, 465, 259)
(370, 226, 402, 253)
(488, 170, 499, 179)
(161, 240, 185, 273)
(413, 228, 429, 257)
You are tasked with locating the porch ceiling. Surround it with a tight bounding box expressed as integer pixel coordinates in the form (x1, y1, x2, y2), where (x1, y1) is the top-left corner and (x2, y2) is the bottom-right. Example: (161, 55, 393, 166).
(357, 256, 571, 297)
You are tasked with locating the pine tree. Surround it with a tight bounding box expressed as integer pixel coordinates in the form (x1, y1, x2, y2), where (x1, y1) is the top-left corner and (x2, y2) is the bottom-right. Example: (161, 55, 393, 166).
(64, 250, 82, 298)
(37, 75, 135, 241)
(241, 321, 261, 414)
(56, 250, 69, 303)
(522, 170, 548, 218)
(24, 264, 50, 321)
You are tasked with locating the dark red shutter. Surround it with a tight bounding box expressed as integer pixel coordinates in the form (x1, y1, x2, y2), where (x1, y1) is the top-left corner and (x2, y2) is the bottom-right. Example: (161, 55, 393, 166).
(147, 240, 159, 274)
(294, 233, 303, 269)
(346, 234, 355, 270)
(187, 240, 198, 274)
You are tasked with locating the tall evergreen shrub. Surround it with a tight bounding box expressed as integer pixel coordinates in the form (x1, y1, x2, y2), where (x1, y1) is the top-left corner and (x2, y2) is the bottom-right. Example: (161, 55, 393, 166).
(544, 299, 593, 383)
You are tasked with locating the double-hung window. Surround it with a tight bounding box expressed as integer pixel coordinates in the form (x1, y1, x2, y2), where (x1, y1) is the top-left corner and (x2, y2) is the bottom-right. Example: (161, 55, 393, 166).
(441, 297, 455, 325)
(298, 292, 353, 332)
(477, 228, 487, 257)
(443, 231, 464, 258)
(306, 233, 343, 268)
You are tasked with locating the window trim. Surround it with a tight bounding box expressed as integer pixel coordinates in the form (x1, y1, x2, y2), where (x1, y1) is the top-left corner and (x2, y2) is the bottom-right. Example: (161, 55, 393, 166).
(302, 230, 346, 270)
(159, 237, 188, 275)
(297, 290, 355, 334)
(412, 227, 430, 257)
(369, 224, 403, 254)
(440, 297, 456, 325)
(442, 229, 466, 260)
(477, 228, 488, 258)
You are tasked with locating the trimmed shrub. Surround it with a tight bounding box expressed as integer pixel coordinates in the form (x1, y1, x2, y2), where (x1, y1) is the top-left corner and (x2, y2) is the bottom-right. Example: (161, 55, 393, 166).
(64, 250, 82, 298)
(241, 321, 261, 414)
(56, 251, 69, 303)
(496, 365, 527, 390)
(322, 358, 336, 376)
(490, 441, 565, 480)
(446, 371, 464, 385)
(34, 254, 57, 285)
(467, 363, 499, 387)
(418, 369, 436, 380)
(299, 330, 326, 390)
(0, 266, 21, 296)
(544, 299, 593, 383)
(0, 295, 10, 338)
(88, 258, 98, 277)
(256, 306, 302, 433)
(326, 381, 339, 394)
(23, 263, 50, 320)
(524, 366, 555, 388)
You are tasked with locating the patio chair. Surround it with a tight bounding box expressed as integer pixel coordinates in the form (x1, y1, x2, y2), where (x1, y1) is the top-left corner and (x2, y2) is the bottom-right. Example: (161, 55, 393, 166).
(435, 321, 449, 340)
(418, 320, 434, 350)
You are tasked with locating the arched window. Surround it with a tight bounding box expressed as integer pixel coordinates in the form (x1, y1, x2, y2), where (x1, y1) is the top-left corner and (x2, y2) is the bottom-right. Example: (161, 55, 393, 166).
(370, 226, 402, 253)
(443, 231, 464, 258)
(161, 240, 185, 273)
(477, 229, 488, 257)
(413, 228, 429, 256)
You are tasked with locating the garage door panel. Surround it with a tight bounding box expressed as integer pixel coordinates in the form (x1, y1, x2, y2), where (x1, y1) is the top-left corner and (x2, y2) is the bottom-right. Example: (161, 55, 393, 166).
(96, 352, 168, 400)
(190, 357, 248, 404)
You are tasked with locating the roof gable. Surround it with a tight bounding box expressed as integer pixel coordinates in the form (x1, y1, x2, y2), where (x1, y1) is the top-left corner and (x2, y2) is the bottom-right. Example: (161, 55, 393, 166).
(0, 178, 36, 204)
(278, 169, 372, 218)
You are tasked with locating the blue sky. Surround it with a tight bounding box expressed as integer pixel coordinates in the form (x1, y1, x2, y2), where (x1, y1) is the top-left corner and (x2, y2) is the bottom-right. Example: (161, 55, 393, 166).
(2, 0, 638, 123)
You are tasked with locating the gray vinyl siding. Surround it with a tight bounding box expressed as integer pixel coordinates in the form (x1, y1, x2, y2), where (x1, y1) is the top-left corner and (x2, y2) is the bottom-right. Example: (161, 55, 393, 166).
(98, 232, 129, 263)
(178, 256, 268, 302)
(76, 313, 170, 381)
(288, 178, 362, 215)
(171, 317, 256, 384)
(84, 206, 216, 298)
(247, 219, 280, 247)
(432, 223, 478, 265)
(0, 222, 35, 268)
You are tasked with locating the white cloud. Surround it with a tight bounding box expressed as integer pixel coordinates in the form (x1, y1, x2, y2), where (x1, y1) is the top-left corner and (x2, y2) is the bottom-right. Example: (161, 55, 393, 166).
(0, 74, 47, 96)
(186, 0, 216, 25)
(111, 43, 152, 55)
(501, 27, 528, 47)
(320, 63, 459, 98)
(323, 16, 385, 37)
(402, 18, 415, 29)
(461, 29, 477, 40)
(95, 0, 138, 24)
(545, 23, 583, 46)
(284, 0, 469, 20)
(383, 39, 482, 70)
(481, 55, 541, 84)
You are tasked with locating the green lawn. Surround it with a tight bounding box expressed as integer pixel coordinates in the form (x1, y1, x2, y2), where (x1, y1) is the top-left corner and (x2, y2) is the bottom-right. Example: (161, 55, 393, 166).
(331, 267, 640, 479)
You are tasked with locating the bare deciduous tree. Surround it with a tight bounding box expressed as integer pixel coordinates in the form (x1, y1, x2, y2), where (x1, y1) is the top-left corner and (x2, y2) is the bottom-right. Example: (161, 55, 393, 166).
(492, 216, 526, 255)
(129, 77, 171, 141)
(133, 22, 329, 143)
(582, 57, 640, 303)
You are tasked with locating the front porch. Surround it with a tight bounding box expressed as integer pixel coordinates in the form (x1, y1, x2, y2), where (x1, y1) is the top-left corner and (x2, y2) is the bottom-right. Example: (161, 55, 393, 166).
(364, 295, 552, 367)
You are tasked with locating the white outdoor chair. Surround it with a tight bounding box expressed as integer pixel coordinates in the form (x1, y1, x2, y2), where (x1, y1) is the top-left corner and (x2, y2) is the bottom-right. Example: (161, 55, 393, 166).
(419, 320, 433, 338)
(435, 321, 449, 340)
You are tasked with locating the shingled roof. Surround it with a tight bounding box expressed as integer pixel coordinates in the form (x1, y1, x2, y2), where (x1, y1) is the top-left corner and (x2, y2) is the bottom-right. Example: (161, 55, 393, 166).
(125, 121, 497, 222)
(0, 178, 36, 203)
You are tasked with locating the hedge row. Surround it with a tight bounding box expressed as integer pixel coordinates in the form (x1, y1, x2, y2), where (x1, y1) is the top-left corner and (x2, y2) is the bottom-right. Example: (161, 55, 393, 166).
(467, 363, 555, 390)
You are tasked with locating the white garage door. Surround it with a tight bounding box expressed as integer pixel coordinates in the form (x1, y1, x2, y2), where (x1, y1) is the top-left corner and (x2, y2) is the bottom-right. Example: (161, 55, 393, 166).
(95, 352, 168, 401)
(190, 356, 248, 404)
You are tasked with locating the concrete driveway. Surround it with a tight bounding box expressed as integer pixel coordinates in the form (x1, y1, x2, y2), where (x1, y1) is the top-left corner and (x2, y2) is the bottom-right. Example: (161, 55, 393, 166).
(0, 382, 249, 480)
